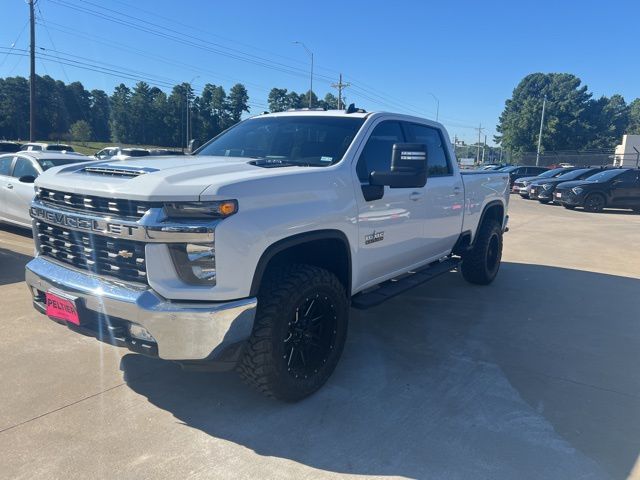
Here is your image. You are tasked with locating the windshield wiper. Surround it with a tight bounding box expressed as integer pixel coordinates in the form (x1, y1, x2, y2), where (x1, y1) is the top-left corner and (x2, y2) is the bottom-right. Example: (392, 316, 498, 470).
(250, 158, 310, 168)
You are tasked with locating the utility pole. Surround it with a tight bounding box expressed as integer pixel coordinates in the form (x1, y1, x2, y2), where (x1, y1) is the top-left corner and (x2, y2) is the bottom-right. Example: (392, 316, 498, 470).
(482, 134, 487, 163)
(29, 0, 36, 141)
(536, 95, 547, 166)
(428, 93, 440, 121)
(331, 73, 350, 110)
(475, 123, 484, 165)
(293, 41, 314, 108)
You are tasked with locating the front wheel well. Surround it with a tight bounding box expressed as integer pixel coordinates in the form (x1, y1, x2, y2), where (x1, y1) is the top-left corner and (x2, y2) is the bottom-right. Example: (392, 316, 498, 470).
(250, 231, 352, 297)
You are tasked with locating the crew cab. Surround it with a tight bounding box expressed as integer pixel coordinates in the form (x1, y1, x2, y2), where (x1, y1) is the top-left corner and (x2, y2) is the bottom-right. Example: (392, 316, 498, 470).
(554, 168, 640, 212)
(25, 109, 509, 401)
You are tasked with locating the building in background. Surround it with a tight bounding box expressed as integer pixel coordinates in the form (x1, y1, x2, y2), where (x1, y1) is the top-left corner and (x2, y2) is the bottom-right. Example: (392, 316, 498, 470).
(614, 135, 640, 167)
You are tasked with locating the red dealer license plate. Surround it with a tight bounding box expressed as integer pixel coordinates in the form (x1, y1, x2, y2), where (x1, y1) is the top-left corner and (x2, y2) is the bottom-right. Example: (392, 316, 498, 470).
(46, 292, 80, 325)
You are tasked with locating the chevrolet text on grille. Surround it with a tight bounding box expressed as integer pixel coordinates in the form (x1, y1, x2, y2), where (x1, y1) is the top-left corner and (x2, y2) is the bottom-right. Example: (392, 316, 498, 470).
(29, 202, 215, 243)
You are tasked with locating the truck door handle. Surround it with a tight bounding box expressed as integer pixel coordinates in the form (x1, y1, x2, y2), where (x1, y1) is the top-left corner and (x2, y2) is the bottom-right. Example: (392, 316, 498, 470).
(409, 191, 424, 201)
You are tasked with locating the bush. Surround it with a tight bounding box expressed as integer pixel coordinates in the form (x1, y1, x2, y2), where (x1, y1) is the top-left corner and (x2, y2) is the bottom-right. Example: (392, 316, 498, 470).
(69, 120, 92, 145)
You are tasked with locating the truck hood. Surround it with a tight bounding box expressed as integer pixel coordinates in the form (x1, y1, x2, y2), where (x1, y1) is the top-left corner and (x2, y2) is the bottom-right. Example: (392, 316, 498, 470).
(35, 155, 319, 201)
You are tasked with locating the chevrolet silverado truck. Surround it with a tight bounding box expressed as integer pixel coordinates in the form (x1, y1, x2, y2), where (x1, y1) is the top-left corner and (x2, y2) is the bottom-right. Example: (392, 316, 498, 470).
(25, 109, 509, 401)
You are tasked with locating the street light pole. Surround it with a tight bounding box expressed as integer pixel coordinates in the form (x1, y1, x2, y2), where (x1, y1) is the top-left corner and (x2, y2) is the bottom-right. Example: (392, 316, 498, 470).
(536, 96, 547, 166)
(29, 0, 36, 141)
(428, 92, 439, 121)
(186, 76, 199, 150)
(293, 41, 313, 108)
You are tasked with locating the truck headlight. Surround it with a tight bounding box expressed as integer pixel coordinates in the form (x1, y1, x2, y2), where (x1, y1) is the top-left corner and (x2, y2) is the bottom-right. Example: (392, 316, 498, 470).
(168, 243, 216, 285)
(572, 187, 584, 195)
(542, 183, 553, 190)
(163, 200, 237, 219)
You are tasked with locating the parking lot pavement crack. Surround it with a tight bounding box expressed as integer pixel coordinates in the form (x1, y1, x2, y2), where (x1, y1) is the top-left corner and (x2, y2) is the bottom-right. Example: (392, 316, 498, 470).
(510, 365, 640, 400)
(0, 382, 127, 435)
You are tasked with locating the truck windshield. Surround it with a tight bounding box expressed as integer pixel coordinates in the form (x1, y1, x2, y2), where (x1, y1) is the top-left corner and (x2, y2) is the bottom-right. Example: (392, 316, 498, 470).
(196, 116, 365, 166)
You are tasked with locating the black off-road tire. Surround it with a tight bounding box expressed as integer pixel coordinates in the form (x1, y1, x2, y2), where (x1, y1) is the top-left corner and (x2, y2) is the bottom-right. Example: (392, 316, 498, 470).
(237, 264, 349, 402)
(564, 205, 576, 210)
(584, 193, 606, 213)
(460, 219, 503, 285)
(538, 199, 550, 204)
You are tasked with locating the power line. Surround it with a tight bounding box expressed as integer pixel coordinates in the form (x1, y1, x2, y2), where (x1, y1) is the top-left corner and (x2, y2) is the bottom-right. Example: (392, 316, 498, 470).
(32, 0, 485, 131)
(38, 20, 273, 94)
(0, 19, 29, 68)
(48, 0, 336, 85)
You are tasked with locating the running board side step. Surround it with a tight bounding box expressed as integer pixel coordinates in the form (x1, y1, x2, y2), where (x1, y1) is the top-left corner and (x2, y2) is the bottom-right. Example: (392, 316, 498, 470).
(351, 257, 460, 310)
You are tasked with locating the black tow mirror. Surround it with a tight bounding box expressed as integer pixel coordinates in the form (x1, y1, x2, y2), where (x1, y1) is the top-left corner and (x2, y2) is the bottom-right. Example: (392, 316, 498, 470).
(18, 175, 36, 183)
(370, 143, 428, 188)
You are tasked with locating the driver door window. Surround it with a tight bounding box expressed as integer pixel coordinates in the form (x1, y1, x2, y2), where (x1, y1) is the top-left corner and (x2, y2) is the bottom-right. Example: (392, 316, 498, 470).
(12, 158, 39, 179)
(356, 121, 405, 182)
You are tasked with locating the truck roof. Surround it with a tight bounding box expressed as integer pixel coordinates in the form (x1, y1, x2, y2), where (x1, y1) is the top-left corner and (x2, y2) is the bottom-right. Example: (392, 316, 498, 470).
(254, 109, 445, 130)
(259, 109, 371, 119)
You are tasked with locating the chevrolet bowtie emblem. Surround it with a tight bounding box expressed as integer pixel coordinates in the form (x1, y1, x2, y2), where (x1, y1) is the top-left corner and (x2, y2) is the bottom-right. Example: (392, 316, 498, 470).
(117, 249, 133, 259)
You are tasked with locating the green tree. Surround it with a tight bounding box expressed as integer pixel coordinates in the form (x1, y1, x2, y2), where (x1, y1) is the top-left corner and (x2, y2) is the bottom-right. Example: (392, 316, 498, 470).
(64, 81, 91, 126)
(585, 94, 629, 149)
(268, 88, 289, 112)
(89, 89, 110, 141)
(110, 83, 132, 143)
(69, 120, 92, 145)
(496, 73, 593, 154)
(130, 82, 153, 144)
(228, 83, 249, 122)
(628, 99, 640, 135)
(0, 76, 30, 140)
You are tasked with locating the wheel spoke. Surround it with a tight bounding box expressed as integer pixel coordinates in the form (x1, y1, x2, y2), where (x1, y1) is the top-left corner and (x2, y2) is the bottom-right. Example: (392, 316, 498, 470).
(287, 347, 294, 366)
(304, 299, 315, 318)
(299, 349, 306, 366)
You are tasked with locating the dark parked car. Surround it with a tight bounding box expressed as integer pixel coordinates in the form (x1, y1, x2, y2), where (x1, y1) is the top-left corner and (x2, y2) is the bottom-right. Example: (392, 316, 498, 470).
(513, 167, 580, 197)
(499, 165, 549, 188)
(529, 167, 605, 203)
(0, 141, 21, 153)
(554, 168, 640, 213)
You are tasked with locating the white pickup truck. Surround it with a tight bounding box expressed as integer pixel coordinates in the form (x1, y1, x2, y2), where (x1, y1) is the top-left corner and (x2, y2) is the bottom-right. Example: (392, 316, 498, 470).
(25, 109, 509, 401)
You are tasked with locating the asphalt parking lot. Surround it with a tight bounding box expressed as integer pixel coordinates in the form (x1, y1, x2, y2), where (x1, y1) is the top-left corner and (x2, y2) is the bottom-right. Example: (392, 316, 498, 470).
(1, 197, 639, 480)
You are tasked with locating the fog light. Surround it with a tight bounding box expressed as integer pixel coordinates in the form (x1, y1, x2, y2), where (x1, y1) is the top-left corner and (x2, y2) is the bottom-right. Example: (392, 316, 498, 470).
(129, 324, 156, 342)
(168, 243, 216, 285)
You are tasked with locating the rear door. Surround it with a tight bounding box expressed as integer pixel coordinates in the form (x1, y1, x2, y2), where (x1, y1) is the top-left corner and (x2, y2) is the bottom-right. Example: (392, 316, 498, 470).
(610, 170, 640, 207)
(5, 156, 40, 227)
(403, 122, 463, 256)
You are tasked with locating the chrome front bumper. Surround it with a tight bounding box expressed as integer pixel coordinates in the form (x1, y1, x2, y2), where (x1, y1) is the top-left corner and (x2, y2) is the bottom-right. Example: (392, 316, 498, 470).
(25, 257, 257, 361)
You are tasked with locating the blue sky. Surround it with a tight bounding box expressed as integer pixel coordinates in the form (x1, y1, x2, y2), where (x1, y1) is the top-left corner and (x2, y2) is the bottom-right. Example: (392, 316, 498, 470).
(1, 0, 638, 145)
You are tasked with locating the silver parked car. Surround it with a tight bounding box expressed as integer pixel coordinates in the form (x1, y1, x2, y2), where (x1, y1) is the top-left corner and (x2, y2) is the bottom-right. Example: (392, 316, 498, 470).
(0, 152, 92, 229)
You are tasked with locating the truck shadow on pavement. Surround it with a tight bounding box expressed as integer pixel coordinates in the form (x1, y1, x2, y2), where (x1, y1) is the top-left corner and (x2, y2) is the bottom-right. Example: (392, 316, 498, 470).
(0, 247, 32, 286)
(121, 262, 640, 480)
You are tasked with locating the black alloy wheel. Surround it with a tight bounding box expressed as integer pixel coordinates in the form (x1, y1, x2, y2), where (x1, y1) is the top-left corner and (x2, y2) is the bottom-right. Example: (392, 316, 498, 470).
(584, 193, 605, 213)
(283, 295, 338, 380)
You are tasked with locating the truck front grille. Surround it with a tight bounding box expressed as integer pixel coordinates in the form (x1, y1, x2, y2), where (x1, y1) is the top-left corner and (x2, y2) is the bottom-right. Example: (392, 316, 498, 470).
(36, 221, 147, 283)
(37, 188, 160, 219)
